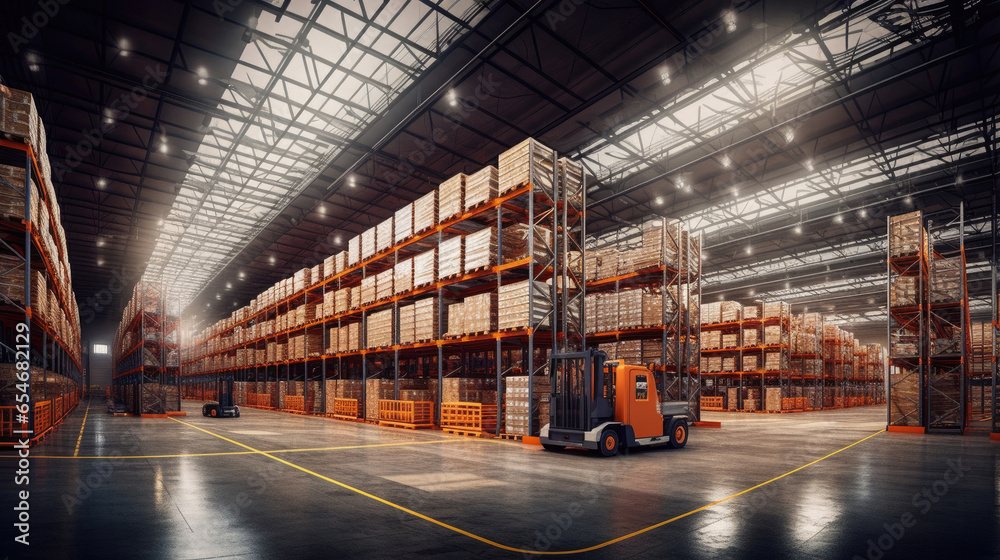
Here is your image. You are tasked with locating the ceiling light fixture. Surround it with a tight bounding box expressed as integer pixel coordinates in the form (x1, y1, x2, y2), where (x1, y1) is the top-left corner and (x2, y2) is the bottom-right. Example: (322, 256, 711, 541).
(269, 255, 276, 265)
(348, 176, 356, 187)
(97, 258, 105, 266)
(96, 237, 105, 247)
(238, 271, 246, 280)
(197, 67, 209, 86)
(119, 38, 130, 56)
(660, 69, 671, 85)
(783, 127, 795, 144)
(654, 196, 664, 206)
(96, 177, 108, 189)
(859, 208, 868, 218)
(834, 214, 843, 224)
(805, 159, 814, 172)
(723, 10, 737, 33)
(745, 246, 752, 255)
(721, 154, 731, 168)
(904, 195, 913, 205)
(318, 205, 326, 215)
(794, 224, 802, 235)
(334, 235, 342, 245)
(447, 90, 458, 107)
(226, 282, 232, 290)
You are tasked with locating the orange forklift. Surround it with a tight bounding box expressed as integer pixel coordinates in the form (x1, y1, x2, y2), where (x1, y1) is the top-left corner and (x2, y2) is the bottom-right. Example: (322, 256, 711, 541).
(540, 348, 689, 456)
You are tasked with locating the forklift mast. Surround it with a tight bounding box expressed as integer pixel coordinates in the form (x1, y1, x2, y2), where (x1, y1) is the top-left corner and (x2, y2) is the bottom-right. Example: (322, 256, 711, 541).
(549, 348, 614, 431)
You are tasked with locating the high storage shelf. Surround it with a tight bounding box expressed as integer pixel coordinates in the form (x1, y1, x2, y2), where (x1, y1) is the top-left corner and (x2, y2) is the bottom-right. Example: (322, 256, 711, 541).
(969, 322, 995, 419)
(888, 208, 970, 432)
(182, 138, 581, 436)
(112, 282, 181, 415)
(699, 303, 885, 412)
(584, 219, 702, 419)
(0, 85, 84, 444)
(698, 301, 791, 412)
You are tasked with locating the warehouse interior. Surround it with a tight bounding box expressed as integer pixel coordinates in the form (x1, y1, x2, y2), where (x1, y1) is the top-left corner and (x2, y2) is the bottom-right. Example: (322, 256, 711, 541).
(0, 0, 998, 558)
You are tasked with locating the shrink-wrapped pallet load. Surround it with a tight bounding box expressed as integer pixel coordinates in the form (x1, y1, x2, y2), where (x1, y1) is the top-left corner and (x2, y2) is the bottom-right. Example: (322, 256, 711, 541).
(464, 166, 498, 211)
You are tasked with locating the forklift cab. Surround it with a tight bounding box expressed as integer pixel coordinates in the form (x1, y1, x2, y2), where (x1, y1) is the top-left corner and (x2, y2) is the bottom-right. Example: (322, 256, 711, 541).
(202, 377, 240, 418)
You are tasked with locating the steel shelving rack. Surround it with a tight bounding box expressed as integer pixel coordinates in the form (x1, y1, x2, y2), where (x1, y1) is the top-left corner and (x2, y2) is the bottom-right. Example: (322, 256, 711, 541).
(584, 220, 702, 420)
(182, 140, 580, 436)
(112, 281, 182, 415)
(887, 211, 928, 429)
(0, 138, 83, 444)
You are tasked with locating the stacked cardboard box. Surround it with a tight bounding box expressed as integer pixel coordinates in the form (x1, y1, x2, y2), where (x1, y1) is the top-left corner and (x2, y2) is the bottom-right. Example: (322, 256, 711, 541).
(439, 173, 466, 221)
(465, 166, 498, 210)
(498, 138, 555, 195)
(618, 289, 643, 328)
(722, 333, 739, 348)
(414, 297, 441, 341)
(395, 203, 413, 243)
(335, 288, 350, 315)
(742, 305, 759, 320)
(464, 227, 497, 272)
(399, 303, 416, 345)
(702, 330, 721, 350)
(642, 292, 666, 327)
(463, 292, 497, 334)
(595, 292, 618, 332)
(764, 325, 786, 346)
(395, 258, 413, 295)
(361, 275, 376, 305)
(503, 375, 551, 435)
(442, 378, 497, 404)
(721, 302, 741, 323)
(890, 275, 918, 306)
(413, 248, 437, 288)
(930, 256, 962, 303)
(327, 326, 339, 354)
(889, 211, 926, 257)
(348, 235, 360, 265)
(377, 217, 394, 254)
(349, 286, 360, 311)
(376, 269, 393, 301)
(701, 302, 721, 325)
(322, 289, 336, 318)
(439, 236, 463, 279)
(765, 352, 787, 371)
(742, 355, 759, 372)
(762, 302, 790, 319)
(744, 328, 760, 347)
(498, 280, 551, 330)
(361, 226, 377, 260)
(446, 301, 464, 337)
(366, 309, 394, 349)
(413, 190, 437, 234)
(500, 223, 553, 264)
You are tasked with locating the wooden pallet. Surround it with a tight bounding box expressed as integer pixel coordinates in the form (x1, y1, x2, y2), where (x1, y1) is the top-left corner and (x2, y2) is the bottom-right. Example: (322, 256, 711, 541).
(497, 433, 523, 441)
(331, 414, 361, 422)
(463, 264, 491, 274)
(379, 421, 435, 430)
(442, 428, 494, 438)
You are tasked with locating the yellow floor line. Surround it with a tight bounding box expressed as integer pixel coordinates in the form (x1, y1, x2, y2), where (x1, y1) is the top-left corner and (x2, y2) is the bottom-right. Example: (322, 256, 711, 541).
(72, 397, 92, 458)
(169, 417, 885, 555)
(16, 438, 463, 460)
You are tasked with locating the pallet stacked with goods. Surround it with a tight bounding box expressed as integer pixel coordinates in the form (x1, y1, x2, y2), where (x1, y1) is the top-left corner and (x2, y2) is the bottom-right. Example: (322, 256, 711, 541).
(584, 219, 702, 419)
(854, 343, 886, 406)
(0, 85, 84, 444)
(822, 324, 855, 408)
(887, 211, 927, 428)
(700, 303, 884, 413)
(182, 137, 583, 437)
(791, 312, 824, 409)
(969, 322, 992, 418)
(697, 301, 791, 412)
(112, 281, 182, 415)
(887, 209, 970, 432)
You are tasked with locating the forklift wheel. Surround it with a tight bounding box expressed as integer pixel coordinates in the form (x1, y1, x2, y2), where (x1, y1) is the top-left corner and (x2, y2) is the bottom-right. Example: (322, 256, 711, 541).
(668, 418, 688, 449)
(209, 407, 218, 418)
(234, 407, 240, 418)
(599, 429, 619, 457)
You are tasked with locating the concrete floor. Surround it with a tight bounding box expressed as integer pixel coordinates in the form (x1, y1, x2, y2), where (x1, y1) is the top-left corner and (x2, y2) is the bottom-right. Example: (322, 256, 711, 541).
(1, 400, 998, 559)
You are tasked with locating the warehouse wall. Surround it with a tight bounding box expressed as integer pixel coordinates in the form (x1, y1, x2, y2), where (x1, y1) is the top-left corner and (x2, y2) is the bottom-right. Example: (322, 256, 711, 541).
(88, 345, 112, 389)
